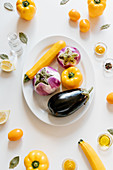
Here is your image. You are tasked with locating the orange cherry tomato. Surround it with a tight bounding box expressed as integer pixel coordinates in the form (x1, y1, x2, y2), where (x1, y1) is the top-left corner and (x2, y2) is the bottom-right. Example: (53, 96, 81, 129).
(106, 92, 113, 104)
(68, 9, 81, 22)
(8, 129, 23, 141)
(79, 19, 90, 33)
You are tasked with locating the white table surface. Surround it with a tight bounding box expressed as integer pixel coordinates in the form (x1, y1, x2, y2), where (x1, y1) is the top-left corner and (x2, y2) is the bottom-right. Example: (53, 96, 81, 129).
(0, 0, 113, 169)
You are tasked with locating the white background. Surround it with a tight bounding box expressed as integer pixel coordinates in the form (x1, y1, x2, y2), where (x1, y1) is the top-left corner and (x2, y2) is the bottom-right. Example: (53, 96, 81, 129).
(0, 0, 113, 169)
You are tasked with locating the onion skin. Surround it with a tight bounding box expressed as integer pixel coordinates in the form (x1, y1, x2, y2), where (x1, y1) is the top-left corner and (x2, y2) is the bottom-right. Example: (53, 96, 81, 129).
(57, 47, 81, 69)
(33, 67, 61, 96)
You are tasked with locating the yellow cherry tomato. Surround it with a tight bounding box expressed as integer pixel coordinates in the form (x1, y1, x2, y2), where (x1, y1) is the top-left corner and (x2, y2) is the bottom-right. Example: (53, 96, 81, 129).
(24, 150, 49, 170)
(79, 19, 90, 33)
(68, 9, 81, 22)
(106, 92, 113, 104)
(61, 67, 83, 89)
(8, 129, 23, 141)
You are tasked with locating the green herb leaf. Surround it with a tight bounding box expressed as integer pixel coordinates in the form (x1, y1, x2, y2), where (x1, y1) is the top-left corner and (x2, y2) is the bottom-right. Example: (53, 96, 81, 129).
(100, 24, 110, 30)
(19, 32, 28, 44)
(107, 129, 113, 135)
(4, 2, 13, 11)
(60, 0, 70, 5)
(0, 54, 9, 60)
(9, 156, 19, 169)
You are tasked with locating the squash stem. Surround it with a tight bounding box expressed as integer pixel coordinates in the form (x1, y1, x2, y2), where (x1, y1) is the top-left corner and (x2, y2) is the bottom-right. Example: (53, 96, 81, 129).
(24, 74, 30, 83)
(78, 139, 83, 144)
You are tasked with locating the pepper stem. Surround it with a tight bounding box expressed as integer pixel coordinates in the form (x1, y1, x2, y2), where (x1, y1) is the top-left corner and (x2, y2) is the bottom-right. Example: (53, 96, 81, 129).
(32, 161, 39, 169)
(68, 72, 75, 78)
(22, 1, 30, 7)
(88, 87, 93, 94)
(94, 0, 101, 4)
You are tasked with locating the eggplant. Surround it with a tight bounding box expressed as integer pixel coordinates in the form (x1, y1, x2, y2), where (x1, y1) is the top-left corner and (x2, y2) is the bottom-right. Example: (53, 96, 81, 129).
(48, 87, 93, 117)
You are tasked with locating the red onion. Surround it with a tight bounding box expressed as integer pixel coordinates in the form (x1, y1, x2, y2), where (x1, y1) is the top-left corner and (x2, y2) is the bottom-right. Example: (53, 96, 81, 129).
(57, 47, 81, 69)
(33, 67, 61, 96)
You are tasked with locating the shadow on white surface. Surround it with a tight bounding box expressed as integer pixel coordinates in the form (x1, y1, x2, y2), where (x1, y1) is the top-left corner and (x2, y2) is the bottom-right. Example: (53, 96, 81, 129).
(106, 103, 113, 113)
(0, 122, 8, 131)
(68, 19, 78, 28)
(97, 144, 113, 156)
(80, 31, 90, 40)
(16, 18, 36, 33)
(88, 16, 100, 32)
(0, 70, 14, 78)
(8, 139, 23, 150)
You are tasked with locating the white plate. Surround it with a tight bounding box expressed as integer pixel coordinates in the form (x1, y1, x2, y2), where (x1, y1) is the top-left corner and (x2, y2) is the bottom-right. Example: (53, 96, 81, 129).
(22, 35, 95, 126)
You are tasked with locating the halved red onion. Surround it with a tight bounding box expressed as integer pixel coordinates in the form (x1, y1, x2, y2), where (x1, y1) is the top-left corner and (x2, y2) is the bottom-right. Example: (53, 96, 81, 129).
(57, 47, 81, 69)
(33, 67, 61, 96)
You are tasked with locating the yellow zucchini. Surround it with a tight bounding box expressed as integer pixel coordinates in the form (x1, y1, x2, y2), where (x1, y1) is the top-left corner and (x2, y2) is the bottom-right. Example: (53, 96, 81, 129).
(24, 40, 66, 82)
(78, 139, 106, 170)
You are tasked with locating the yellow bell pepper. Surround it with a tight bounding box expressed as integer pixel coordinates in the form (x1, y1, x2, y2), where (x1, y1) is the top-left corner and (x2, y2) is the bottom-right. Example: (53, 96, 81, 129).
(61, 67, 83, 89)
(16, 0, 36, 21)
(88, 0, 106, 18)
(24, 150, 49, 170)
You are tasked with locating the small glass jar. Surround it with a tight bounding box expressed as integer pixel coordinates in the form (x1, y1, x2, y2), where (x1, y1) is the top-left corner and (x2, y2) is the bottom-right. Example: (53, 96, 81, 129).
(103, 58, 113, 72)
(62, 158, 78, 170)
(94, 42, 107, 56)
(8, 33, 23, 57)
(103, 58, 113, 77)
(97, 133, 113, 151)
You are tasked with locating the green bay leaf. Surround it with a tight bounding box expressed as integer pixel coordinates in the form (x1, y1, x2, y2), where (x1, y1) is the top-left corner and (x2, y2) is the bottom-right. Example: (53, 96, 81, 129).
(4, 2, 13, 11)
(107, 129, 113, 135)
(19, 32, 28, 44)
(9, 156, 19, 169)
(60, 0, 70, 5)
(100, 24, 110, 30)
(0, 54, 9, 60)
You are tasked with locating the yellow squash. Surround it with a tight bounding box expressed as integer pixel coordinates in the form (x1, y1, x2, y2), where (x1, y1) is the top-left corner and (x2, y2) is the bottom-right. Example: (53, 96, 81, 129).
(24, 150, 49, 170)
(16, 0, 36, 21)
(24, 40, 66, 82)
(78, 139, 106, 170)
(88, 0, 106, 18)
